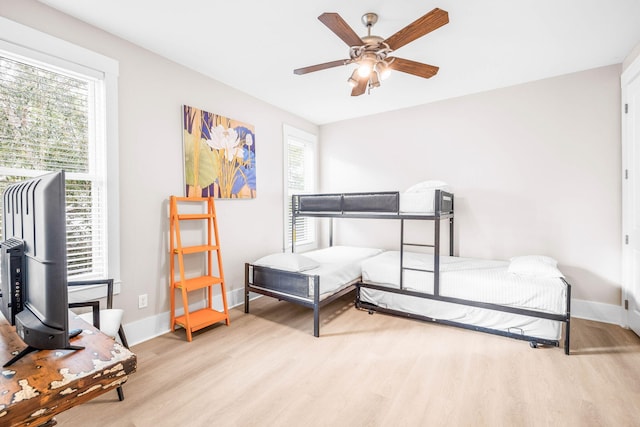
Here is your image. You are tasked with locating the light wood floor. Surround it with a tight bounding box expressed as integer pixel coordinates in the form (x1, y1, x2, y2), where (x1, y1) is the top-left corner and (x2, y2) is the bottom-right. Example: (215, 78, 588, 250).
(57, 294, 640, 427)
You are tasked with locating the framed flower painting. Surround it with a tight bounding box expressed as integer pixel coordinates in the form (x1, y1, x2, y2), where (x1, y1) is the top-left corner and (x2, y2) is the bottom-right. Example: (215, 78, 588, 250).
(182, 105, 256, 199)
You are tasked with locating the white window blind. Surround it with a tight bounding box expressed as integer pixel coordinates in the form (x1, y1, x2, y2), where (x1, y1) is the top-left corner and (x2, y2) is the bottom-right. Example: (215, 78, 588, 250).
(0, 52, 107, 279)
(283, 125, 317, 251)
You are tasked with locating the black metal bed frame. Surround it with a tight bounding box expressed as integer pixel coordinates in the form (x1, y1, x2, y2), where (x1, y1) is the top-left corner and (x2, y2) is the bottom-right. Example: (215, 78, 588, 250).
(245, 190, 571, 352)
(356, 280, 571, 353)
(244, 263, 359, 337)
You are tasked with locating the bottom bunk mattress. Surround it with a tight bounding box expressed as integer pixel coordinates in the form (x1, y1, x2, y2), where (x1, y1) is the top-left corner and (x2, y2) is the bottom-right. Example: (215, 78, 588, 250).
(251, 246, 384, 300)
(359, 252, 568, 341)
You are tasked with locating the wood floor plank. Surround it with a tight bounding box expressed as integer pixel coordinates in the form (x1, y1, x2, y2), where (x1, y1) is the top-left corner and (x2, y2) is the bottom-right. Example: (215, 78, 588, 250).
(56, 294, 640, 426)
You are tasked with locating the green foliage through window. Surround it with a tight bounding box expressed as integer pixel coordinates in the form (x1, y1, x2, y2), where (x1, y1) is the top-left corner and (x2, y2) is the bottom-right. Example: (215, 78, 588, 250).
(0, 53, 106, 278)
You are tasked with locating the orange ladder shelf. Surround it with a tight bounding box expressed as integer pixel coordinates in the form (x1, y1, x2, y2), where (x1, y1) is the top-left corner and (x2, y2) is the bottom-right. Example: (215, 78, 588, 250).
(169, 196, 230, 341)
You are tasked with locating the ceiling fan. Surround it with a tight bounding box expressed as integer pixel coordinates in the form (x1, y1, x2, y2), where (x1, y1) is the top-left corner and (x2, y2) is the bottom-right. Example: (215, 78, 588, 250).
(294, 8, 449, 96)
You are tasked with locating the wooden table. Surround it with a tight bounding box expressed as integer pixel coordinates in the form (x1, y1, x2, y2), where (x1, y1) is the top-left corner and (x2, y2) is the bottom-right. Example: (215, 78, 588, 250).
(0, 312, 137, 426)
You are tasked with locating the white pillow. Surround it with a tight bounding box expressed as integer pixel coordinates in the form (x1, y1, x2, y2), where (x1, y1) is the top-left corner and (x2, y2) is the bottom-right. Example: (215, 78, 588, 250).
(405, 180, 449, 193)
(508, 255, 564, 278)
(253, 253, 319, 272)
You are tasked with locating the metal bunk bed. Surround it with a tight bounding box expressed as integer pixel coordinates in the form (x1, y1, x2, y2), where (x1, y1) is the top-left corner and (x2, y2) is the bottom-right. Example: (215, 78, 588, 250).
(283, 190, 571, 353)
(244, 191, 424, 337)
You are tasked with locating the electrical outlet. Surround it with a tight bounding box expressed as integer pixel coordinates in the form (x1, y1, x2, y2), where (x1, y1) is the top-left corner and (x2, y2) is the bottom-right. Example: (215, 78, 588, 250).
(138, 294, 148, 309)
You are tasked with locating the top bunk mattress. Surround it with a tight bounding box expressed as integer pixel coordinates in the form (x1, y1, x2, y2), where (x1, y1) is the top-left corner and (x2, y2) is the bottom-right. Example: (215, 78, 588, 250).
(399, 190, 449, 214)
(399, 180, 451, 214)
(251, 246, 384, 299)
(360, 252, 568, 315)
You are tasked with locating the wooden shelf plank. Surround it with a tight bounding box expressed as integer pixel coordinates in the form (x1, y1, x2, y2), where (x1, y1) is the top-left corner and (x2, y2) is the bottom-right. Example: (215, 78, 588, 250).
(176, 213, 215, 220)
(174, 244, 220, 255)
(174, 276, 223, 291)
(174, 308, 228, 332)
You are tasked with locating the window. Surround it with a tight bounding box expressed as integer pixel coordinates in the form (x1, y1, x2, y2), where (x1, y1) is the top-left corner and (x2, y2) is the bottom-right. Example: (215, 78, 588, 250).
(0, 17, 119, 282)
(283, 124, 317, 252)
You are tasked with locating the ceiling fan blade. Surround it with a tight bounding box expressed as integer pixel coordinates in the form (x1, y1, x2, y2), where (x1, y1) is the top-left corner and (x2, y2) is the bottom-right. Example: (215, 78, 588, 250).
(383, 8, 449, 51)
(318, 13, 364, 47)
(388, 57, 439, 79)
(294, 59, 349, 75)
(351, 76, 368, 96)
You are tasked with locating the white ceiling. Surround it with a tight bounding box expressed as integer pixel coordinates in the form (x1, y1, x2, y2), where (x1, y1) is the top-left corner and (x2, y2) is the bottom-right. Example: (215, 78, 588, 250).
(38, 0, 640, 125)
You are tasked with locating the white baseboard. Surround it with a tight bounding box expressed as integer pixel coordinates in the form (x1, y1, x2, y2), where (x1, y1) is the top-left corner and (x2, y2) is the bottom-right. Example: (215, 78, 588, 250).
(122, 292, 625, 346)
(123, 287, 247, 347)
(571, 298, 623, 326)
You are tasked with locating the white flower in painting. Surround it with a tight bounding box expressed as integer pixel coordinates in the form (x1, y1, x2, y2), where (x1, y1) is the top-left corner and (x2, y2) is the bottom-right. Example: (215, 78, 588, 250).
(233, 146, 244, 160)
(206, 125, 242, 161)
(245, 133, 253, 147)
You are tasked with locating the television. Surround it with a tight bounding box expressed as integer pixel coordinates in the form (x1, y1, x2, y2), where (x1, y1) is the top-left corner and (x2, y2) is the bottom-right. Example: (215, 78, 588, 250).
(0, 171, 80, 366)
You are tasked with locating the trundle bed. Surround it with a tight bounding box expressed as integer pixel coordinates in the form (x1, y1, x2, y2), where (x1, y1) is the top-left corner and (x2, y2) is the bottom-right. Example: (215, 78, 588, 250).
(245, 186, 571, 352)
(358, 252, 571, 353)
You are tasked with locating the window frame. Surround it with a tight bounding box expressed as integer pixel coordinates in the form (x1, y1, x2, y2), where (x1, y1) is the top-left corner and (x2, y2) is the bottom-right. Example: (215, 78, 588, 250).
(282, 124, 318, 253)
(0, 17, 120, 298)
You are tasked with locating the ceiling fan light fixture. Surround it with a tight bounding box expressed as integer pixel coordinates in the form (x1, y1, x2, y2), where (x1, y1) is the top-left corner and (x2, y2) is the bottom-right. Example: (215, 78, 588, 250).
(347, 69, 359, 87)
(376, 61, 391, 80)
(357, 59, 373, 78)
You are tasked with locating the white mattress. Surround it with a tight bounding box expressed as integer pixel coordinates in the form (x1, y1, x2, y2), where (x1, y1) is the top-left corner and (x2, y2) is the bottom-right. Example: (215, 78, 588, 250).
(361, 252, 567, 314)
(296, 246, 384, 299)
(398, 181, 451, 214)
(360, 252, 568, 340)
(399, 190, 439, 214)
(254, 246, 382, 300)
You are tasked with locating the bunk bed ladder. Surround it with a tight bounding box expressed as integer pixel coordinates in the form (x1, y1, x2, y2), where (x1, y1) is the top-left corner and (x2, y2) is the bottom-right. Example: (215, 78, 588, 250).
(399, 215, 454, 296)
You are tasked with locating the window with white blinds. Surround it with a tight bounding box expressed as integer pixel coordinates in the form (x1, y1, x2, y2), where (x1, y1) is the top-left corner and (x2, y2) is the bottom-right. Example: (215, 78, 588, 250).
(283, 125, 317, 251)
(0, 52, 108, 279)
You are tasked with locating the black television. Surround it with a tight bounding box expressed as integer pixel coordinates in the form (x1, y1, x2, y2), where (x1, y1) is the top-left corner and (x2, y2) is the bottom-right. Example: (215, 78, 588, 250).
(0, 171, 80, 366)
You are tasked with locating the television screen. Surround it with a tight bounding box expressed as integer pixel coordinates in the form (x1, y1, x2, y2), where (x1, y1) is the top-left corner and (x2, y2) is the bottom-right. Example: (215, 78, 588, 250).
(0, 171, 74, 364)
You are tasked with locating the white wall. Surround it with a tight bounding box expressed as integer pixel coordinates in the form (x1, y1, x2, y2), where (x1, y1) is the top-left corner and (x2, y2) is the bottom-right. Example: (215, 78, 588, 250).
(2, 0, 318, 336)
(320, 64, 622, 306)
